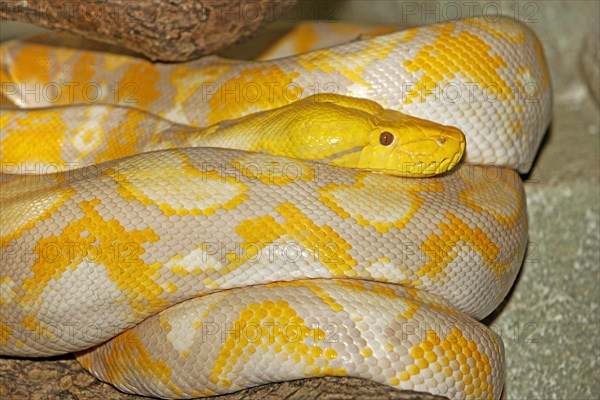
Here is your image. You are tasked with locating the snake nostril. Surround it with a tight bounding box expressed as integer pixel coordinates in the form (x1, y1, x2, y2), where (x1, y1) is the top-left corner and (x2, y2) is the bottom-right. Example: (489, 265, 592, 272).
(380, 131, 394, 146)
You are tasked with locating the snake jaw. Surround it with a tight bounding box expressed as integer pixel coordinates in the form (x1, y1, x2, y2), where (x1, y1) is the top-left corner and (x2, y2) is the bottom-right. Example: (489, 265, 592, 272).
(357, 114, 467, 177)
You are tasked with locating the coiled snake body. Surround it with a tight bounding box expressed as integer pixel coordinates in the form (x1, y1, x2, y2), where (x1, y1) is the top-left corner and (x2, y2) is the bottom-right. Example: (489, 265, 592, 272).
(0, 17, 551, 399)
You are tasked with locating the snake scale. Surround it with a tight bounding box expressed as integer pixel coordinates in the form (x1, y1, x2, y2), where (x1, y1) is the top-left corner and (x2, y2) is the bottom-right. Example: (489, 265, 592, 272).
(0, 17, 551, 399)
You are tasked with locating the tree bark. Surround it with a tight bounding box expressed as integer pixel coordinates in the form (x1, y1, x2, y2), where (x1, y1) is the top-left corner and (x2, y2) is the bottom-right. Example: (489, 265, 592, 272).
(0, 356, 449, 400)
(0, 0, 297, 61)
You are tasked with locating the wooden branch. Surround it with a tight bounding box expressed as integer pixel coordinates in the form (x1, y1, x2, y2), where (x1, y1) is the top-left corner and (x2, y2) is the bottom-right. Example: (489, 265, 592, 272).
(0, 356, 449, 400)
(0, 0, 297, 61)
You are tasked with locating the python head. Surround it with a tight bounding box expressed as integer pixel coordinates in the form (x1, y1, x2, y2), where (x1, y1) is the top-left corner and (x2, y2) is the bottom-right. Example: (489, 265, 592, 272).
(346, 108, 466, 177)
(278, 94, 466, 177)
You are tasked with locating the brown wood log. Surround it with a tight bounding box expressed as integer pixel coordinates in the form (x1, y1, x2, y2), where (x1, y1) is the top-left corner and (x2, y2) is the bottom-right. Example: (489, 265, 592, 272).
(0, 356, 449, 400)
(0, 0, 297, 61)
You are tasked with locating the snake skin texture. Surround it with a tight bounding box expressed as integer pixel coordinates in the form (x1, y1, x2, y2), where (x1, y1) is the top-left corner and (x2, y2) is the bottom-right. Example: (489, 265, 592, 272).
(0, 16, 551, 400)
(1, 17, 550, 172)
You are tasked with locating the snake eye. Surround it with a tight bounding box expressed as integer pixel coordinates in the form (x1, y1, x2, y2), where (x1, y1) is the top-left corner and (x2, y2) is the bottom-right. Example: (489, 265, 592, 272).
(379, 131, 394, 146)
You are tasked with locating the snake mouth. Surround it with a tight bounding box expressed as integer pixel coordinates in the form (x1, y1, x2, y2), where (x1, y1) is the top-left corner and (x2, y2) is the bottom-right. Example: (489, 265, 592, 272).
(394, 126, 466, 176)
(418, 150, 464, 176)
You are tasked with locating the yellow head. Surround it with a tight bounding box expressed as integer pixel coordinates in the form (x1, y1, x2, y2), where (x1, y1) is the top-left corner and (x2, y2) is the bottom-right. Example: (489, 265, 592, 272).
(273, 94, 466, 177)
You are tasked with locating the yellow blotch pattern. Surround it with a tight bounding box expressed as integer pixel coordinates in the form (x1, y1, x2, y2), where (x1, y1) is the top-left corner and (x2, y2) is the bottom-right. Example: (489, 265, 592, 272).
(418, 212, 500, 280)
(117, 62, 161, 108)
(0, 322, 14, 345)
(464, 18, 526, 43)
(1, 185, 75, 243)
(228, 155, 316, 186)
(206, 66, 302, 125)
(170, 62, 232, 121)
(102, 52, 138, 72)
(394, 328, 495, 399)
(275, 202, 358, 276)
(20, 315, 58, 343)
(318, 172, 443, 234)
(20, 199, 163, 314)
(291, 25, 319, 55)
(1, 110, 67, 164)
(223, 202, 357, 279)
(403, 25, 512, 104)
(64, 52, 97, 104)
(460, 168, 523, 228)
(277, 280, 346, 312)
(396, 288, 423, 320)
(295, 34, 405, 90)
(5, 44, 51, 85)
(78, 329, 182, 396)
(532, 37, 550, 90)
(209, 299, 344, 388)
(94, 108, 153, 164)
(111, 153, 250, 217)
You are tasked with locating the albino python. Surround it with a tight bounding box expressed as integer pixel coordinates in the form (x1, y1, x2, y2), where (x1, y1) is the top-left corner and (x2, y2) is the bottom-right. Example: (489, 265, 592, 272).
(0, 17, 551, 400)
(1, 93, 467, 177)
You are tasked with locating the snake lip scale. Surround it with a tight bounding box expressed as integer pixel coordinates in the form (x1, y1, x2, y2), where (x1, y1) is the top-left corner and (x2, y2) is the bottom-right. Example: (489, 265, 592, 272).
(0, 16, 551, 400)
